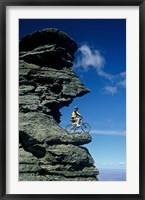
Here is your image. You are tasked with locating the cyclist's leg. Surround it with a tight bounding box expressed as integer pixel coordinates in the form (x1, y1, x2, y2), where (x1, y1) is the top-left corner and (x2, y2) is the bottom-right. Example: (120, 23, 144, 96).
(76, 117, 81, 127)
(71, 119, 76, 128)
(70, 121, 76, 133)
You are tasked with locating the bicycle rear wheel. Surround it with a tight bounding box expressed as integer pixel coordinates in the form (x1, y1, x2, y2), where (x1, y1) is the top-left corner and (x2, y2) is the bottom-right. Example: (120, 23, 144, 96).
(65, 124, 74, 134)
(81, 123, 91, 132)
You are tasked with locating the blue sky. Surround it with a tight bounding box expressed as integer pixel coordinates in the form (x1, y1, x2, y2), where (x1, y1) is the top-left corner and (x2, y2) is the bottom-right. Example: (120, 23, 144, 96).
(19, 19, 126, 170)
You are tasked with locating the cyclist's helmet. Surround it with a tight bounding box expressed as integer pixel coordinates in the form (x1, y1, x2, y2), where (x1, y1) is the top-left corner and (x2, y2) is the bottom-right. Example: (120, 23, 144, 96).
(74, 106, 78, 110)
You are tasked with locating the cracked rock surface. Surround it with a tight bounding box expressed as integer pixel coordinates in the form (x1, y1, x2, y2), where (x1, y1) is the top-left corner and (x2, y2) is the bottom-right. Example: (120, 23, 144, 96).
(19, 28, 99, 181)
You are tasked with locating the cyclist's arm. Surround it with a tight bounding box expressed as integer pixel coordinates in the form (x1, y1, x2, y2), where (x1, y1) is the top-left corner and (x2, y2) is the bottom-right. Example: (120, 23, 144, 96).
(76, 111, 82, 117)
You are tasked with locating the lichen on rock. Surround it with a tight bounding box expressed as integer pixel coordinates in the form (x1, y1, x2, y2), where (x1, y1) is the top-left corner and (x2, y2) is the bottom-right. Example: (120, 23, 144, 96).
(19, 28, 99, 181)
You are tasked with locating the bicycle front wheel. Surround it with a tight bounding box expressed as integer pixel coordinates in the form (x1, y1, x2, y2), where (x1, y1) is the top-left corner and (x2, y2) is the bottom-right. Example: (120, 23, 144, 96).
(65, 124, 74, 134)
(81, 123, 91, 132)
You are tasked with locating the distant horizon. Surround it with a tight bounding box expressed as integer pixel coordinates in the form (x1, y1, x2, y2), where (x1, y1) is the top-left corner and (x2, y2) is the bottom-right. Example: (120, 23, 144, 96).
(97, 168, 126, 181)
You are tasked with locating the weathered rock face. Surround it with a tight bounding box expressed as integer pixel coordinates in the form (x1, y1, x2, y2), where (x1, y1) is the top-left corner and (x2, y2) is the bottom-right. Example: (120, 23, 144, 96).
(19, 28, 99, 181)
(19, 28, 77, 69)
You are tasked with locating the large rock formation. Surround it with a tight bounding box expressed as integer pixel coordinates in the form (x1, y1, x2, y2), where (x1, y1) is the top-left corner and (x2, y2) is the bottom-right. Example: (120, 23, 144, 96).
(19, 28, 99, 181)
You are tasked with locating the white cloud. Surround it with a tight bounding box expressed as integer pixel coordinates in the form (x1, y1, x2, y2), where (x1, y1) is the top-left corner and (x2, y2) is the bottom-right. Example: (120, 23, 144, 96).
(116, 72, 126, 88)
(119, 72, 126, 78)
(75, 44, 105, 72)
(98, 70, 114, 82)
(104, 86, 118, 95)
(75, 44, 114, 81)
(119, 162, 126, 166)
(96, 161, 126, 167)
(91, 129, 126, 136)
(74, 44, 126, 94)
(118, 79, 126, 88)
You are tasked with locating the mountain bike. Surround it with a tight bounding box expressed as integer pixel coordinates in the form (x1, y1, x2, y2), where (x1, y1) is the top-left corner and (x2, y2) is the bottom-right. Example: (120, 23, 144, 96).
(65, 118, 91, 134)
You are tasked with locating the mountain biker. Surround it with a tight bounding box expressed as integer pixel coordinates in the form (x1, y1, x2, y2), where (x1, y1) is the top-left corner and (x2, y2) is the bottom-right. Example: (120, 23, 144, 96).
(71, 106, 82, 127)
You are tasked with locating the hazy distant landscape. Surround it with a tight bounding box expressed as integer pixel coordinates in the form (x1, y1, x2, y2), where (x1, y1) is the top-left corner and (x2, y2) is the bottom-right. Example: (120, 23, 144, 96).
(98, 169, 126, 181)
